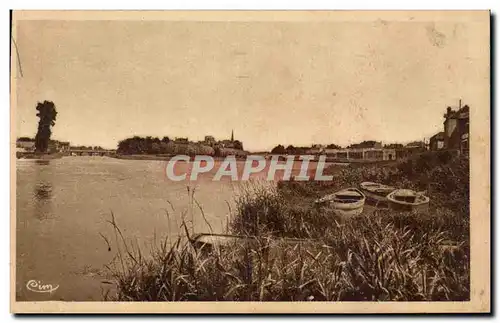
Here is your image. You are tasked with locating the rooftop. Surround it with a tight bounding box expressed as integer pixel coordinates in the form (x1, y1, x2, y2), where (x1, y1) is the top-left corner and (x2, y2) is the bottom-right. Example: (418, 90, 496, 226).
(430, 132, 445, 140)
(444, 105, 470, 120)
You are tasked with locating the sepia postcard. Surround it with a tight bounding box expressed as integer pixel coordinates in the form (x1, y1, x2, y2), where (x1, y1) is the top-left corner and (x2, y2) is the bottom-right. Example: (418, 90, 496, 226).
(10, 10, 490, 313)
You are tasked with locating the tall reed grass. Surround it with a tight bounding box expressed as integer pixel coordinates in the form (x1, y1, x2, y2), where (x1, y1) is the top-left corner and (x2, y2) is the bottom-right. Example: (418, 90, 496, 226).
(104, 152, 469, 301)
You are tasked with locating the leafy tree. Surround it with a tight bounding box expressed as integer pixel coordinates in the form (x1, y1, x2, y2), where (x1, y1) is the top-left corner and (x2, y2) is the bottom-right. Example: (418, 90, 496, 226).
(34, 101, 57, 153)
(271, 144, 286, 154)
(349, 140, 380, 149)
(214, 146, 222, 157)
(286, 145, 304, 154)
(406, 141, 425, 148)
(384, 143, 404, 149)
(233, 140, 243, 150)
(117, 135, 241, 156)
(151, 142, 161, 154)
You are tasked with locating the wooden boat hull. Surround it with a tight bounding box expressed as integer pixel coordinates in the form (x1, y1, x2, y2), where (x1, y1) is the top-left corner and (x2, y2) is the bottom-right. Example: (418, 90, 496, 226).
(387, 190, 430, 213)
(359, 182, 395, 208)
(327, 203, 364, 217)
(189, 233, 328, 255)
(316, 188, 366, 218)
(361, 190, 390, 207)
(190, 233, 257, 251)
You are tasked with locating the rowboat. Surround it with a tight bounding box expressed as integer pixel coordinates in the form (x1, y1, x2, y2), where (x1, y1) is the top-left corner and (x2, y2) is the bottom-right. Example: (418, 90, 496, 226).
(315, 188, 366, 217)
(387, 189, 430, 213)
(190, 233, 257, 251)
(189, 233, 326, 253)
(359, 182, 396, 207)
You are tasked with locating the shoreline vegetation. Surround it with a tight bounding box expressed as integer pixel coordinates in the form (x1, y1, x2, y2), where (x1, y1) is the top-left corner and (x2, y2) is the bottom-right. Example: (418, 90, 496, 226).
(111, 153, 401, 164)
(112, 154, 247, 161)
(104, 150, 469, 301)
(16, 152, 64, 160)
(117, 135, 247, 158)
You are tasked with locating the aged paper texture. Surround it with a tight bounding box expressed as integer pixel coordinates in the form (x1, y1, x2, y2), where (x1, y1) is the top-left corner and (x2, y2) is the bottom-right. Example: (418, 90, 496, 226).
(11, 10, 490, 313)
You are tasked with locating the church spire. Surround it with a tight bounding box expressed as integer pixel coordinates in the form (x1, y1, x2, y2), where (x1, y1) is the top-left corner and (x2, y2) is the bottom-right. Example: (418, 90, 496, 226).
(231, 129, 234, 142)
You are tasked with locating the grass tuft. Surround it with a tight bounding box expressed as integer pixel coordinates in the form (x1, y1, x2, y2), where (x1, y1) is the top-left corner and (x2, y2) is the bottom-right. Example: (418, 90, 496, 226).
(104, 153, 469, 301)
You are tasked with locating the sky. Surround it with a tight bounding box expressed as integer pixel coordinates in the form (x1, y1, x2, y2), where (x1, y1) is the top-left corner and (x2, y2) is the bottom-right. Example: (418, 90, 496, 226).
(13, 14, 489, 151)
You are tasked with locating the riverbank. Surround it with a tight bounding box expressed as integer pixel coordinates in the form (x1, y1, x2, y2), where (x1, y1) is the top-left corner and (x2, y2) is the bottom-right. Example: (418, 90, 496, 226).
(112, 153, 399, 165)
(112, 154, 249, 161)
(106, 151, 470, 301)
(112, 154, 174, 161)
(16, 152, 64, 160)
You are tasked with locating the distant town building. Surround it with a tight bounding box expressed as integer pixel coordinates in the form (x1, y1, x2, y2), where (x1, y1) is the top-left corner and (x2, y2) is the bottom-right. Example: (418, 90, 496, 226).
(220, 130, 236, 148)
(204, 136, 216, 147)
(219, 148, 248, 158)
(220, 139, 234, 148)
(405, 141, 426, 149)
(16, 138, 35, 152)
(384, 143, 404, 149)
(349, 141, 382, 149)
(309, 147, 396, 161)
(134, 131, 247, 157)
(16, 138, 72, 154)
(219, 130, 243, 150)
(305, 144, 326, 155)
(429, 132, 445, 151)
(57, 141, 70, 152)
(174, 137, 189, 143)
(429, 101, 469, 155)
(197, 144, 215, 156)
(47, 140, 71, 153)
(323, 148, 338, 156)
(442, 102, 469, 154)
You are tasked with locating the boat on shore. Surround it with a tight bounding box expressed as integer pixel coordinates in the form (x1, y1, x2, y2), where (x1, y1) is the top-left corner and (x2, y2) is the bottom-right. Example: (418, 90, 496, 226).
(190, 233, 257, 251)
(315, 188, 366, 217)
(189, 233, 324, 253)
(387, 189, 430, 213)
(359, 182, 396, 207)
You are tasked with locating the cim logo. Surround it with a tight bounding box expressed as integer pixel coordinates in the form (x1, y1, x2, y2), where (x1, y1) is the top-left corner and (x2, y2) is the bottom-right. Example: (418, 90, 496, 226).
(26, 280, 59, 293)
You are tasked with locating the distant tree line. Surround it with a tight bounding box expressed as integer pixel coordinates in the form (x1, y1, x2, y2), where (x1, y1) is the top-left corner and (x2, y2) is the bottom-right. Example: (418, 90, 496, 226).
(17, 137, 34, 142)
(72, 145, 106, 151)
(269, 141, 426, 154)
(348, 140, 381, 149)
(117, 136, 171, 155)
(384, 143, 404, 149)
(325, 143, 342, 149)
(270, 143, 342, 154)
(117, 136, 245, 157)
(384, 142, 426, 149)
(230, 140, 244, 151)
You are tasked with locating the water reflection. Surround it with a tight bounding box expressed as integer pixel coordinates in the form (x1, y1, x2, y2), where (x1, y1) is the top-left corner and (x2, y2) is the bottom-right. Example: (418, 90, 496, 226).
(32, 162, 54, 220)
(34, 182, 52, 201)
(34, 160, 51, 166)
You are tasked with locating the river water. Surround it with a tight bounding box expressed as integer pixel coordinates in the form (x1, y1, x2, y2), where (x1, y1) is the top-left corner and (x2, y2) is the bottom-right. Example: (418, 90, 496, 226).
(16, 156, 333, 301)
